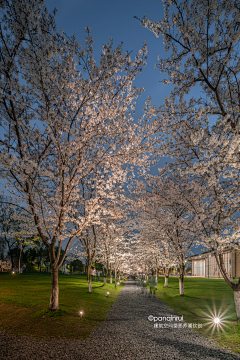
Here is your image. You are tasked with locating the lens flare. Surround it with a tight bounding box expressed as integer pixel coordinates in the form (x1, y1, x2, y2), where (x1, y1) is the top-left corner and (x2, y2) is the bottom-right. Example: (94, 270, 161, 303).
(200, 299, 231, 335)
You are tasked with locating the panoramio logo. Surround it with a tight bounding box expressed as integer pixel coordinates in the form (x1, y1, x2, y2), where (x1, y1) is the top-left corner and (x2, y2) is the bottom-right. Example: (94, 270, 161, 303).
(148, 315, 183, 322)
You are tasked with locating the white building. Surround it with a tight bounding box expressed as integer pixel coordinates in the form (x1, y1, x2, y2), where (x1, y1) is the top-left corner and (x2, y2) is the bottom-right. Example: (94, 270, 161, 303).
(190, 249, 240, 278)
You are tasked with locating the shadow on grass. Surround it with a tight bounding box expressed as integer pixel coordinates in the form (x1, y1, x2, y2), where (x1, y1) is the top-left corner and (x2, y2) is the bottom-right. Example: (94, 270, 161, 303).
(37, 308, 68, 318)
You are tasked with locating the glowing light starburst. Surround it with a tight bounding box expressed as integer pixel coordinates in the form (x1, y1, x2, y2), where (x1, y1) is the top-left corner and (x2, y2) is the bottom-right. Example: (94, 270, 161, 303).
(200, 300, 231, 335)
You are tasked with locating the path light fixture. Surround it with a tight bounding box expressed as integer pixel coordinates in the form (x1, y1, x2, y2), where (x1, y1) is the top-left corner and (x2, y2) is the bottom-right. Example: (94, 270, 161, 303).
(210, 315, 225, 333)
(79, 310, 84, 318)
(106, 292, 110, 297)
(117, 282, 120, 285)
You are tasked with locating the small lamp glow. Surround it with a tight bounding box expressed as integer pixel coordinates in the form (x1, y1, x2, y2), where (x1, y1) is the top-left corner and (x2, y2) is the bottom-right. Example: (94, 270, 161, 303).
(106, 292, 110, 297)
(214, 317, 220, 324)
(117, 282, 120, 285)
(79, 310, 84, 317)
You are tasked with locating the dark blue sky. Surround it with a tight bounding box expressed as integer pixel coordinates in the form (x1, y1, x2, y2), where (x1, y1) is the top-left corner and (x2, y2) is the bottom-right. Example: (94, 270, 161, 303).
(45, 0, 168, 107)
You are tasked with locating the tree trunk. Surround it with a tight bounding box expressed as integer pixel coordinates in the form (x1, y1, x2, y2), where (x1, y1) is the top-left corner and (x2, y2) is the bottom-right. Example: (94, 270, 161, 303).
(179, 265, 185, 296)
(114, 244, 116, 288)
(19, 243, 23, 273)
(103, 265, 107, 285)
(164, 267, 169, 287)
(214, 253, 240, 321)
(88, 279, 92, 292)
(179, 277, 184, 295)
(110, 263, 112, 283)
(234, 291, 240, 321)
(155, 267, 158, 284)
(6, 239, 14, 271)
(49, 267, 59, 310)
(87, 265, 92, 293)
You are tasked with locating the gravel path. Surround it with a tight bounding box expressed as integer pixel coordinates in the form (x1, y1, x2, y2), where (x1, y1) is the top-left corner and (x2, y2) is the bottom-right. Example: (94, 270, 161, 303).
(1, 280, 240, 360)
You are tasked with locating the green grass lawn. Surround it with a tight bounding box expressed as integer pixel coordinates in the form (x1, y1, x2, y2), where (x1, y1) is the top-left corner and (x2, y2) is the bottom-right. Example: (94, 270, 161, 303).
(0, 272, 124, 340)
(153, 276, 240, 353)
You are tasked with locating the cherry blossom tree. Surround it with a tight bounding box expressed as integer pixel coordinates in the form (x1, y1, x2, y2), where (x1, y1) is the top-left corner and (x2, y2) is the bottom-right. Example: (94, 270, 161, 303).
(66, 169, 128, 292)
(138, 0, 240, 316)
(148, 178, 195, 295)
(132, 221, 162, 283)
(158, 241, 175, 287)
(132, 176, 195, 295)
(69, 225, 99, 292)
(95, 219, 129, 286)
(0, 0, 151, 310)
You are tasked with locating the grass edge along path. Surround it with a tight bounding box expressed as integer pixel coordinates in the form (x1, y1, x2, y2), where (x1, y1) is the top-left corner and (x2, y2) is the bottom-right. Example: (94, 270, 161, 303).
(0, 272, 125, 340)
(152, 276, 240, 354)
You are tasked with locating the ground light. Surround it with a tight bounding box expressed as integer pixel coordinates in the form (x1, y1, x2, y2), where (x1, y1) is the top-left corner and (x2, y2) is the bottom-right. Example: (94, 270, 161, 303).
(106, 292, 110, 297)
(117, 282, 120, 285)
(213, 317, 220, 325)
(79, 310, 84, 318)
(209, 315, 224, 333)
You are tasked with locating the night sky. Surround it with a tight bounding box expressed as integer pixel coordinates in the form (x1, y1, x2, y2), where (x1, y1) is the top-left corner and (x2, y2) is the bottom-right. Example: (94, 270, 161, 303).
(45, 0, 168, 108)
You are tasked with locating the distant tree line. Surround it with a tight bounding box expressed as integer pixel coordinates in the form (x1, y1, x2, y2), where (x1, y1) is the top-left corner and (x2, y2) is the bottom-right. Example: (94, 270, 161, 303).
(0, 196, 88, 273)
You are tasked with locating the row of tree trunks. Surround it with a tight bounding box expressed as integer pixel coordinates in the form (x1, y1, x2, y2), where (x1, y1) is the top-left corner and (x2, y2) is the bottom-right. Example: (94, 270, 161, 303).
(163, 265, 185, 295)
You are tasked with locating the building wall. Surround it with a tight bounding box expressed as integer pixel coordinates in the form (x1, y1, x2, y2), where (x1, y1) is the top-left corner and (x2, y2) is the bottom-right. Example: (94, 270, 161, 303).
(192, 259, 205, 276)
(237, 252, 240, 278)
(192, 250, 238, 278)
(206, 252, 232, 278)
(208, 255, 220, 278)
(232, 250, 240, 278)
